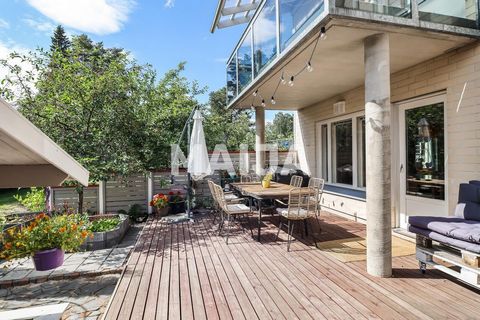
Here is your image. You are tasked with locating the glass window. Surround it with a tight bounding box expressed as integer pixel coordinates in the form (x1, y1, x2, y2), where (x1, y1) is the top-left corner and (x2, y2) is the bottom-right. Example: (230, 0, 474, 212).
(357, 117, 366, 188)
(321, 124, 328, 181)
(405, 103, 445, 200)
(227, 55, 237, 104)
(253, 0, 277, 76)
(280, 0, 324, 51)
(332, 120, 353, 185)
(419, 0, 478, 29)
(237, 30, 253, 92)
(335, 0, 412, 18)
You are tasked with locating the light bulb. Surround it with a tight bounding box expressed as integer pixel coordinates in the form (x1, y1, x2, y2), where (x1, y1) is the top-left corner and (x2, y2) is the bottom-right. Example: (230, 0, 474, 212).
(253, 89, 258, 97)
(281, 76, 286, 85)
(271, 96, 276, 105)
(307, 62, 313, 73)
(320, 27, 327, 40)
(288, 76, 295, 87)
(250, 104, 255, 111)
(261, 99, 266, 107)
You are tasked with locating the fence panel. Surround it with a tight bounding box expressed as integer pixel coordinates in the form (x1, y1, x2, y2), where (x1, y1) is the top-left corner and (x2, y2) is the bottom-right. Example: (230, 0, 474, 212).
(105, 174, 148, 213)
(51, 186, 99, 213)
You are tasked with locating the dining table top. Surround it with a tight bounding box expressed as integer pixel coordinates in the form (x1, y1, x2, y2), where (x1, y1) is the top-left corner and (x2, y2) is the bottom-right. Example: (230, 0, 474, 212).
(230, 182, 296, 199)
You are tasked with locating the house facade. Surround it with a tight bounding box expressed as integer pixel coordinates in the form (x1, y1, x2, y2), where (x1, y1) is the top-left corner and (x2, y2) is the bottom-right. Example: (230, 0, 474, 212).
(212, 0, 480, 276)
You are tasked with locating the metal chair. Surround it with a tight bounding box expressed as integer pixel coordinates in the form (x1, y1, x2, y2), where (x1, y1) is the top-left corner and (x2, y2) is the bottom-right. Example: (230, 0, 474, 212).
(290, 175, 303, 187)
(275, 187, 321, 251)
(214, 183, 253, 244)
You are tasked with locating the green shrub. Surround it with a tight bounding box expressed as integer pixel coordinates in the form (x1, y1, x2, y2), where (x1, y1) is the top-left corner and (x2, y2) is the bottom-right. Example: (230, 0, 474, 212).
(88, 217, 121, 232)
(14, 188, 45, 212)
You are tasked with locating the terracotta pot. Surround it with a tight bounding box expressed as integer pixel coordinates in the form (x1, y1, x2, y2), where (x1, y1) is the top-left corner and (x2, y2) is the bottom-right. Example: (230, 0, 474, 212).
(156, 206, 169, 217)
(32, 248, 64, 271)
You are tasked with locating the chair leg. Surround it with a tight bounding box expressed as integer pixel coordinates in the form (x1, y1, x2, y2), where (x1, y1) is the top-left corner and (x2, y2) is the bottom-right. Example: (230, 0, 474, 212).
(314, 215, 322, 248)
(275, 218, 283, 242)
(246, 213, 254, 238)
(212, 209, 217, 224)
(226, 214, 231, 245)
(287, 220, 295, 252)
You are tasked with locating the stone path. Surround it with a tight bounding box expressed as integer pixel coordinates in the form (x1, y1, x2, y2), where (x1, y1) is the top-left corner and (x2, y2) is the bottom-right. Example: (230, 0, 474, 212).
(0, 274, 119, 320)
(0, 223, 142, 288)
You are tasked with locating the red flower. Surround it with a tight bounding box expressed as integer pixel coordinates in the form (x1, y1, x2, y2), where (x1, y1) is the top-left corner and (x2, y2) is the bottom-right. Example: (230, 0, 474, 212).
(168, 191, 174, 195)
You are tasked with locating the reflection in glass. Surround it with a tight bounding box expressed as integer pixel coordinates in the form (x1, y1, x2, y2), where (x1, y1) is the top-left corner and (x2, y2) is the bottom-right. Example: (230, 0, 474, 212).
(335, 0, 412, 18)
(332, 120, 353, 185)
(227, 55, 237, 104)
(253, 0, 277, 76)
(280, 0, 324, 51)
(237, 30, 253, 92)
(357, 117, 366, 188)
(321, 124, 328, 181)
(405, 103, 445, 200)
(419, 0, 478, 29)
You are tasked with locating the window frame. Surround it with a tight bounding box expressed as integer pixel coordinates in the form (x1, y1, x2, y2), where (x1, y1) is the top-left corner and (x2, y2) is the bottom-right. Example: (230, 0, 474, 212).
(316, 111, 365, 190)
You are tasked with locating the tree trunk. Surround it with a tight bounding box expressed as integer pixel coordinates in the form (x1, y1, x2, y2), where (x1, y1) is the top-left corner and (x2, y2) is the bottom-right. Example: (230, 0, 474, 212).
(77, 184, 84, 214)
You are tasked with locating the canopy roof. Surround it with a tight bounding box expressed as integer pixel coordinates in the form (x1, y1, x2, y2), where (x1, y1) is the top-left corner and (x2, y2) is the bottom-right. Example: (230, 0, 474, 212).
(0, 99, 89, 188)
(211, 0, 260, 33)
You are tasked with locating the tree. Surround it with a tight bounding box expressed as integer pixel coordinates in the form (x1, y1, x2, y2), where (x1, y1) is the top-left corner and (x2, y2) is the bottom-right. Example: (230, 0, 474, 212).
(203, 87, 254, 151)
(266, 112, 294, 150)
(50, 25, 70, 54)
(0, 33, 203, 212)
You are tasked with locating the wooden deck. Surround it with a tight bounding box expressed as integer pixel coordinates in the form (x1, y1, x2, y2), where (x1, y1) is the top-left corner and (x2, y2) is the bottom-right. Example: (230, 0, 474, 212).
(103, 212, 480, 320)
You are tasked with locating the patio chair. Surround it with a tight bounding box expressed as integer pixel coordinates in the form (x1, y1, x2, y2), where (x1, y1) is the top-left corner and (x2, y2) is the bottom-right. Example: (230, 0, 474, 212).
(308, 177, 325, 214)
(290, 175, 303, 188)
(241, 173, 260, 183)
(208, 179, 242, 224)
(214, 183, 253, 244)
(275, 187, 321, 251)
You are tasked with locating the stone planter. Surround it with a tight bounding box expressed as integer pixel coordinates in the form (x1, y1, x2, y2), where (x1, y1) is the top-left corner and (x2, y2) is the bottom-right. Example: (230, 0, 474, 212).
(80, 214, 130, 251)
(170, 201, 186, 215)
(32, 248, 64, 271)
(155, 207, 169, 217)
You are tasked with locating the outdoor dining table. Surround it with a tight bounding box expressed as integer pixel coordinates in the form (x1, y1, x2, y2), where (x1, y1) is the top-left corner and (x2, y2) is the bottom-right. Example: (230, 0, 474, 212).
(230, 181, 295, 241)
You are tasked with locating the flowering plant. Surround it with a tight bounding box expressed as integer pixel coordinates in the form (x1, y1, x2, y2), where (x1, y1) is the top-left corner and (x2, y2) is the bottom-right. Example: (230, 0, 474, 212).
(263, 173, 273, 182)
(0, 213, 91, 261)
(149, 193, 169, 209)
(168, 191, 184, 204)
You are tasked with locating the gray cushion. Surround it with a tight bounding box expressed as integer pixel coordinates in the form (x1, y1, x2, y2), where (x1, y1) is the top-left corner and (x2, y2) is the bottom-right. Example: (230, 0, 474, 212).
(408, 216, 480, 244)
(458, 183, 480, 203)
(463, 201, 480, 221)
(409, 225, 480, 254)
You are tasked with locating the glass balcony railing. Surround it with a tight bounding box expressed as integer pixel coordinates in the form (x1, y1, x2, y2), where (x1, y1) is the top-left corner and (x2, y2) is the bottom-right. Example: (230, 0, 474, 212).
(335, 0, 412, 18)
(418, 0, 479, 29)
(226, 0, 479, 104)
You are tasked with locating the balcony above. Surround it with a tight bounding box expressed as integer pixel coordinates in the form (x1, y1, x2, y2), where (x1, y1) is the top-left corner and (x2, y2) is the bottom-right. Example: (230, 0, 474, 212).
(223, 0, 480, 109)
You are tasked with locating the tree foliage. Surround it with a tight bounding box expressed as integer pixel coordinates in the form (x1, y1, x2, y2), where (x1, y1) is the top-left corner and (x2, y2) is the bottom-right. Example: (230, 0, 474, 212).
(266, 112, 294, 149)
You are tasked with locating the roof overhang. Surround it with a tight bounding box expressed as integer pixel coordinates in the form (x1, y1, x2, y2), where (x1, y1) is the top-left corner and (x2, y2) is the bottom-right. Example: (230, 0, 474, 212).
(211, 0, 260, 33)
(0, 99, 89, 188)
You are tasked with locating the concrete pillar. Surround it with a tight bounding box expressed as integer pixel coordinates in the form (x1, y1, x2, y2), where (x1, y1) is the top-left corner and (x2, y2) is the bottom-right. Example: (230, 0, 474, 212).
(255, 107, 266, 175)
(364, 33, 392, 278)
(98, 180, 106, 214)
(147, 172, 154, 215)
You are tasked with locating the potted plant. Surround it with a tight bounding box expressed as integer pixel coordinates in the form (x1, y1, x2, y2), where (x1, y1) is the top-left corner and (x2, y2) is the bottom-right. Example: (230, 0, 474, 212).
(150, 193, 169, 216)
(0, 213, 91, 271)
(169, 191, 185, 215)
(262, 173, 273, 188)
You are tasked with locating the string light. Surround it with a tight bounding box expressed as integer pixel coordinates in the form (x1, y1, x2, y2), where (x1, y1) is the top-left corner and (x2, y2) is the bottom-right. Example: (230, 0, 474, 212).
(250, 104, 255, 111)
(288, 76, 295, 87)
(247, 25, 327, 109)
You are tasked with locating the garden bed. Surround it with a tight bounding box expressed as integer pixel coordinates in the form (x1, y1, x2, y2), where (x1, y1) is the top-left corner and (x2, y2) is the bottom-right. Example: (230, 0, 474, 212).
(80, 214, 130, 251)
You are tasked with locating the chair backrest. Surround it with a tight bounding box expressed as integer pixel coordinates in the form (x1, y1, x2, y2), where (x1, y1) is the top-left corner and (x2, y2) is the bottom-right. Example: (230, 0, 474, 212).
(207, 180, 218, 207)
(241, 174, 252, 183)
(290, 175, 303, 188)
(285, 187, 315, 218)
(213, 183, 227, 211)
(308, 177, 325, 213)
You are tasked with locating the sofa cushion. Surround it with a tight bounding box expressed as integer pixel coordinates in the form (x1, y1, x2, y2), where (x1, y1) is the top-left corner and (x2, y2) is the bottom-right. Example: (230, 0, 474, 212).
(408, 215, 480, 244)
(463, 201, 480, 221)
(409, 226, 480, 254)
(459, 183, 480, 203)
(469, 180, 480, 187)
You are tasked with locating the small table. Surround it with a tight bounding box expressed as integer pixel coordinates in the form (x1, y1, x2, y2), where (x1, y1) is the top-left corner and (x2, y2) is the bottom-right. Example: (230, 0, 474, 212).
(231, 182, 294, 241)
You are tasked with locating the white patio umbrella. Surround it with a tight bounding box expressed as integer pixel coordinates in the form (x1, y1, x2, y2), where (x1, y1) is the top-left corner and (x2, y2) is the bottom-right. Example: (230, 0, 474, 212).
(187, 110, 211, 180)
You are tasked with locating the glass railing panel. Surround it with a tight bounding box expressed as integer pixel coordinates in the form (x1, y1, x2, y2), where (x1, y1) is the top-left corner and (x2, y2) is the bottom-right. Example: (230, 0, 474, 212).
(227, 54, 238, 104)
(419, 0, 478, 29)
(335, 0, 412, 18)
(280, 0, 325, 51)
(237, 29, 253, 92)
(253, 0, 278, 77)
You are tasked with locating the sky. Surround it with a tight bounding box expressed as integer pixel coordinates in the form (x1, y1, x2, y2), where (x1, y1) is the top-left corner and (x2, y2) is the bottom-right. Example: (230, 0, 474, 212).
(0, 0, 282, 121)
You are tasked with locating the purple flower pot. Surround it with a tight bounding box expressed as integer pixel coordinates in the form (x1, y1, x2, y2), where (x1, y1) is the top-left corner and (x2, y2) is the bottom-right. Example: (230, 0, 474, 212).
(32, 248, 64, 271)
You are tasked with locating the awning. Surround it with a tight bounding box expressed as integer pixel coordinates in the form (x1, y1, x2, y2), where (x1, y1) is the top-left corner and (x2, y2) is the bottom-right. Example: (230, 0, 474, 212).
(0, 99, 89, 188)
(211, 0, 260, 33)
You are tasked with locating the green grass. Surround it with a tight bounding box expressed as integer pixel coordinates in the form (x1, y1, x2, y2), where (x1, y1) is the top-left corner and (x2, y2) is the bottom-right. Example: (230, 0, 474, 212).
(0, 189, 29, 216)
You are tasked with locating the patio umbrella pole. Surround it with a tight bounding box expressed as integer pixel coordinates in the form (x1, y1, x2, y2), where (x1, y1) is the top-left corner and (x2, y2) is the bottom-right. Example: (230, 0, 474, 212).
(187, 117, 192, 219)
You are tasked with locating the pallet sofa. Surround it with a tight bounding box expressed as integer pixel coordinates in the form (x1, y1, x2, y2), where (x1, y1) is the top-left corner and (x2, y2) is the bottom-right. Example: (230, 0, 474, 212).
(409, 180, 480, 288)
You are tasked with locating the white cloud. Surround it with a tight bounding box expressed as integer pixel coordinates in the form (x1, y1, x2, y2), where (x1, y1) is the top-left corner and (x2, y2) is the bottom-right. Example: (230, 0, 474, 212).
(23, 18, 55, 34)
(0, 18, 10, 29)
(165, 0, 175, 8)
(25, 0, 136, 35)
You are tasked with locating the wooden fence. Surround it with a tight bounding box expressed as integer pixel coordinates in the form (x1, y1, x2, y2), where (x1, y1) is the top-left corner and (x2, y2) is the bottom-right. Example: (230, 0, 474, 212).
(49, 151, 296, 214)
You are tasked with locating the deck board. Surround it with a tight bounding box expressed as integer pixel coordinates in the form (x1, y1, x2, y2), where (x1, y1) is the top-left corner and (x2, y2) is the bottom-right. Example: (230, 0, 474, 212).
(104, 212, 480, 320)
